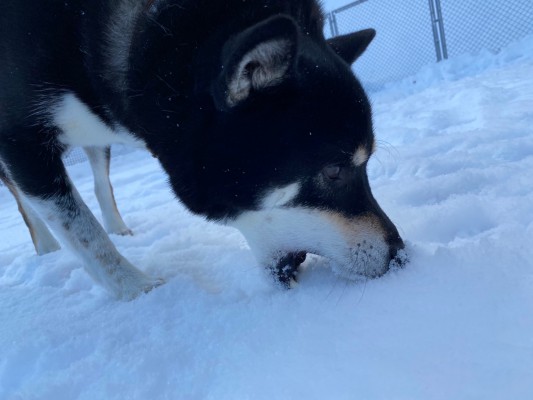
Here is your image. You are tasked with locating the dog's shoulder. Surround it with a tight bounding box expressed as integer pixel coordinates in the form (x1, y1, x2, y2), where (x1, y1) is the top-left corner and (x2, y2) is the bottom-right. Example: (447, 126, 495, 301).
(0, 1, 120, 134)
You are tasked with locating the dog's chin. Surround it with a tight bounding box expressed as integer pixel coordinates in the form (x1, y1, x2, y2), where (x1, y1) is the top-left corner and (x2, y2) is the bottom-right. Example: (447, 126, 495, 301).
(330, 258, 389, 282)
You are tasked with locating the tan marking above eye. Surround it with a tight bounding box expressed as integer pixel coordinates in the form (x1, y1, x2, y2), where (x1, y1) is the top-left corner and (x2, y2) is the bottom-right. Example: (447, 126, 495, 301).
(352, 145, 369, 166)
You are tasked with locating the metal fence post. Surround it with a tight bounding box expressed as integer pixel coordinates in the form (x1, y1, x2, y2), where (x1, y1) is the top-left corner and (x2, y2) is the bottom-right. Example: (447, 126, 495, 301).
(428, 0, 448, 61)
(428, 0, 443, 61)
(434, 0, 448, 59)
(326, 13, 336, 38)
(330, 11, 340, 37)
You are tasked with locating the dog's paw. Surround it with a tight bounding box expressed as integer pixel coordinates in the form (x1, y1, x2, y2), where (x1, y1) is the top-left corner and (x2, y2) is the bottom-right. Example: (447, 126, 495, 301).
(116, 228, 134, 236)
(104, 218, 134, 236)
(142, 277, 165, 293)
(107, 226, 134, 236)
(114, 274, 165, 301)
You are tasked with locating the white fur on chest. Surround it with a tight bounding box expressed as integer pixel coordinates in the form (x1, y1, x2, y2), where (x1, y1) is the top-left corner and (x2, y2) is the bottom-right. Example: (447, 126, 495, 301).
(53, 93, 144, 148)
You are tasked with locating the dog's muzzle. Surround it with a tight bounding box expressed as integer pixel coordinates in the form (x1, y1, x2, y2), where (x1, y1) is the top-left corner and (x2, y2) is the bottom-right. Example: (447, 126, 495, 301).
(228, 207, 405, 287)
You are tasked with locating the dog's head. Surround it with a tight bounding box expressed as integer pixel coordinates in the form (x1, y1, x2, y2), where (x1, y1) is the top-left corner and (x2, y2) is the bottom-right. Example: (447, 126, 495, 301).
(155, 15, 404, 283)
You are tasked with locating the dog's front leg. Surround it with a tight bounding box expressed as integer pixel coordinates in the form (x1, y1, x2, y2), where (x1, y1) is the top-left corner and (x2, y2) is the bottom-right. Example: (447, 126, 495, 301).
(30, 189, 162, 299)
(1, 143, 161, 299)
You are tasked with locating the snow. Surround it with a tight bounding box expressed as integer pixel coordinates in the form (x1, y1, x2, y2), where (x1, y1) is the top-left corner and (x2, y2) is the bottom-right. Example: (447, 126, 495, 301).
(1, 33, 533, 400)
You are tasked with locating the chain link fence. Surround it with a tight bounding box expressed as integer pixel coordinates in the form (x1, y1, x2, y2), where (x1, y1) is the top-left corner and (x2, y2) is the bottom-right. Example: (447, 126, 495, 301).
(327, 0, 437, 91)
(64, 147, 89, 166)
(62, 145, 136, 167)
(439, 0, 533, 58)
(326, 0, 533, 89)
(2, 0, 533, 184)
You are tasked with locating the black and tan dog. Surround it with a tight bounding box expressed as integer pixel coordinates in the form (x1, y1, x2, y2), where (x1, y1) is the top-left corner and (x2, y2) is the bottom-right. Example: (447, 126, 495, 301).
(0, 0, 404, 299)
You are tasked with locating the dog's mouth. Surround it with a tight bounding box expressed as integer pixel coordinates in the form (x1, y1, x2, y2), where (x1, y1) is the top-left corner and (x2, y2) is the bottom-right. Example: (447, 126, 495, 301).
(271, 251, 307, 288)
(270, 244, 408, 289)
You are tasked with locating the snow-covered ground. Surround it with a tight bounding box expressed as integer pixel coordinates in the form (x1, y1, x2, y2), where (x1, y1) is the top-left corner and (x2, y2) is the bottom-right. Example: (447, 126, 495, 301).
(1, 32, 533, 400)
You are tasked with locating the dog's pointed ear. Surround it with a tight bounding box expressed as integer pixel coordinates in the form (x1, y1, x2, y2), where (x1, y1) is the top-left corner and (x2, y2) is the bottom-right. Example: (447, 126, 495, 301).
(327, 28, 376, 65)
(212, 16, 299, 111)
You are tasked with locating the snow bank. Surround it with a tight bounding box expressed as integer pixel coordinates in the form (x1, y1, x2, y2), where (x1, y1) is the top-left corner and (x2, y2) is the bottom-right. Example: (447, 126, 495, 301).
(379, 33, 533, 97)
(1, 28, 533, 400)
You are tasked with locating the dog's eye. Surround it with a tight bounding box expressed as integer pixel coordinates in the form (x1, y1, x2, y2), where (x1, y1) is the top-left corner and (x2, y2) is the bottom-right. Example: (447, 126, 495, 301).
(323, 165, 342, 180)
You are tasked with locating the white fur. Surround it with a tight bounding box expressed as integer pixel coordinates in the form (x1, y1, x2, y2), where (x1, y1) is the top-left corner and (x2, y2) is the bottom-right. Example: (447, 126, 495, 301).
(84, 147, 132, 236)
(53, 93, 144, 148)
(227, 207, 389, 280)
(0, 160, 61, 255)
(227, 39, 293, 107)
(353, 145, 369, 167)
(260, 182, 300, 209)
(14, 190, 61, 255)
(28, 187, 159, 299)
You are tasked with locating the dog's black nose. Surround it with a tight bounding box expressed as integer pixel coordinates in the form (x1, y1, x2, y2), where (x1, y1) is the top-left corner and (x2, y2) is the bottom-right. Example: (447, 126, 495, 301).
(388, 233, 406, 266)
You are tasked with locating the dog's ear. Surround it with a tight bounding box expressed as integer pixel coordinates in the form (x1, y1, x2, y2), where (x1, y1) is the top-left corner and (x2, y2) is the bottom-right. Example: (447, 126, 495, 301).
(327, 28, 376, 65)
(212, 15, 298, 111)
